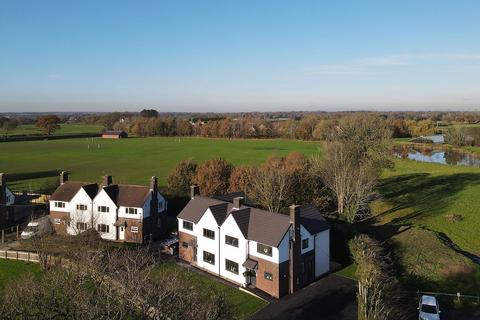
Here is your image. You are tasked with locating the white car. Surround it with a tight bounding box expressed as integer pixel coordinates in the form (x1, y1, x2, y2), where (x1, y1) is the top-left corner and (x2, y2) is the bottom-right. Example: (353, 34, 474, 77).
(418, 295, 441, 320)
(21, 216, 53, 240)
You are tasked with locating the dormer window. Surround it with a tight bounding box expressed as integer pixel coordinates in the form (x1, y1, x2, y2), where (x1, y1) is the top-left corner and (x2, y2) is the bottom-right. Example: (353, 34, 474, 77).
(126, 207, 138, 214)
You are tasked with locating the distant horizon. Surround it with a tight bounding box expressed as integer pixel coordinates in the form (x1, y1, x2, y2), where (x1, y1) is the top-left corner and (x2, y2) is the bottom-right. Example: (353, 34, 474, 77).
(1, 1, 480, 112)
(2, 107, 480, 115)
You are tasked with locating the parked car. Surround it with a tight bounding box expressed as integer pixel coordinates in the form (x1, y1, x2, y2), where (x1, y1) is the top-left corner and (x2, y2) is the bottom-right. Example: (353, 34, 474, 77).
(21, 216, 53, 239)
(418, 295, 441, 320)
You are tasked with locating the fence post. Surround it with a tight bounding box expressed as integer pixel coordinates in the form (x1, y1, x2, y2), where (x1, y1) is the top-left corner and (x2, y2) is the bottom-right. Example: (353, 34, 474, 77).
(16, 225, 19, 239)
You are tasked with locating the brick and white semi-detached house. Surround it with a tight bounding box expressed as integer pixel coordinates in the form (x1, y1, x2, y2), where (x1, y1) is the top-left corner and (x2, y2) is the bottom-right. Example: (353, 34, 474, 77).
(177, 186, 330, 298)
(49, 172, 167, 243)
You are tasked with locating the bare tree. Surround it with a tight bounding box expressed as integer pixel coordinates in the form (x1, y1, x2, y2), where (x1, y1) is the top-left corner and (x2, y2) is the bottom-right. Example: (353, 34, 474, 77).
(319, 142, 377, 222)
(252, 156, 288, 213)
(349, 235, 400, 320)
(0, 245, 233, 320)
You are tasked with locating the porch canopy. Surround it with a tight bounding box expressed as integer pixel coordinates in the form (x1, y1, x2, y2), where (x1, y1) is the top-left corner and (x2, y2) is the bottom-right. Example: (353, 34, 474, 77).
(242, 258, 258, 269)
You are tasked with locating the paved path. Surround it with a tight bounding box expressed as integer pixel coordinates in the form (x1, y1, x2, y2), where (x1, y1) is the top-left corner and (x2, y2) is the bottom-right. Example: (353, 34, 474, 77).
(250, 274, 357, 320)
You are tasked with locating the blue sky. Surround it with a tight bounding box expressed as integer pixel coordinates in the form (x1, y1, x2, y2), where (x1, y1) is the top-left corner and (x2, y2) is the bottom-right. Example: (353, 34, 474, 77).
(1, 0, 479, 112)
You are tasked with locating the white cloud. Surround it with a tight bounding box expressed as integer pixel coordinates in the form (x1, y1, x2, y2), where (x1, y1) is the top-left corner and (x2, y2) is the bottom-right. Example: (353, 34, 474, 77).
(47, 73, 63, 79)
(300, 64, 373, 76)
(360, 52, 480, 66)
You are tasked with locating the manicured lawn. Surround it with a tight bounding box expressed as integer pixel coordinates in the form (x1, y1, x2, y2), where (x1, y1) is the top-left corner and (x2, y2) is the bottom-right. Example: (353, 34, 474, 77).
(153, 262, 267, 319)
(0, 259, 42, 293)
(7, 123, 103, 136)
(0, 137, 321, 191)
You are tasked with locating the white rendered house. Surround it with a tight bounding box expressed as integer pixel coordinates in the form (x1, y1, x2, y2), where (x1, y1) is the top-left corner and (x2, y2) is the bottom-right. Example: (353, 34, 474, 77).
(178, 187, 330, 298)
(49, 172, 167, 243)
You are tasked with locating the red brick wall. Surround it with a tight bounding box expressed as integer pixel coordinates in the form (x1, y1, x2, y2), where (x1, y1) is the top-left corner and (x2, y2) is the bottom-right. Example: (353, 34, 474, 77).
(50, 211, 69, 234)
(178, 231, 197, 263)
(254, 256, 289, 298)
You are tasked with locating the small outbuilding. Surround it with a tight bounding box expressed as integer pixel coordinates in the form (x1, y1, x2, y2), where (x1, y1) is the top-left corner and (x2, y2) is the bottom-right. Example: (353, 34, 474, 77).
(101, 131, 128, 139)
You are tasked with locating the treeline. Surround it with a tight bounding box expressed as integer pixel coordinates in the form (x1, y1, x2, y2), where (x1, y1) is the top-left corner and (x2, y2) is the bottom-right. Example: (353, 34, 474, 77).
(168, 114, 392, 222)
(92, 110, 480, 140)
(112, 115, 443, 140)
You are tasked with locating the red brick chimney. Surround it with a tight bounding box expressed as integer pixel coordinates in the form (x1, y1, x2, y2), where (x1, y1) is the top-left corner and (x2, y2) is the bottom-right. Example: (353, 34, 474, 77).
(103, 175, 113, 187)
(289, 204, 302, 294)
(60, 171, 69, 184)
(190, 185, 200, 199)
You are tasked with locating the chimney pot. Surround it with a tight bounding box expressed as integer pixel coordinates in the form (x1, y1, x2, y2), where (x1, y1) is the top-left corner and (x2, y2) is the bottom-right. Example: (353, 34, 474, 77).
(0, 173, 5, 186)
(190, 185, 200, 199)
(60, 171, 69, 184)
(233, 196, 244, 209)
(103, 175, 113, 186)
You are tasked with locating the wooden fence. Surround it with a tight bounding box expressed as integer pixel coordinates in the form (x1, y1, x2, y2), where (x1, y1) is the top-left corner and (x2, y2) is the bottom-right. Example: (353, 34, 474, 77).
(0, 250, 40, 263)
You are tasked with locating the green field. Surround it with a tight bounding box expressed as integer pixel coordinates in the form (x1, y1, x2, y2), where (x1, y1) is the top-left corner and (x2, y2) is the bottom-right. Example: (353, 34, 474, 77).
(0, 137, 320, 191)
(0, 259, 41, 294)
(372, 158, 480, 254)
(7, 123, 103, 136)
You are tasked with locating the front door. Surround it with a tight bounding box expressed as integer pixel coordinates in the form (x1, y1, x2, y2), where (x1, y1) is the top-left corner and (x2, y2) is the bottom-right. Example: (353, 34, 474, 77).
(246, 269, 257, 287)
(119, 226, 125, 241)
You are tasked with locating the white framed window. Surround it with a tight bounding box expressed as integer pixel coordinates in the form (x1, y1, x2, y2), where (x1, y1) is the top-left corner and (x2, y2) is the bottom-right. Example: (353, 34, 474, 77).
(257, 243, 273, 257)
(203, 251, 215, 265)
(126, 207, 138, 214)
(183, 221, 193, 231)
(54, 202, 65, 208)
(77, 222, 88, 231)
(158, 200, 164, 211)
(225, 259, 239, 274)
(203, 228, 215, 240)
(131, 226, 139, 233)
(225, 235, 238, 247)
(54, 218, 61, 225)
(76, 204, 88, 211)
(302, 238, 309, 249)
(97, 224, 109, 233)
(98, 206, 109, 213)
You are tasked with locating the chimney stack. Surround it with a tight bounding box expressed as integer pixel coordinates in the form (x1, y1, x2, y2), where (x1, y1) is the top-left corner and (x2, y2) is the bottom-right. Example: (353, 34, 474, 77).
(233, 196, 244, 209)
(60, 171, 69, 184)
(103, 175, 113, 187)
(289, 204, 302, 294)
(150, 176, 158, 193)
(190, 185, 200, 199)
(0, 173, 6, 205)
(150, 176, 159, 217)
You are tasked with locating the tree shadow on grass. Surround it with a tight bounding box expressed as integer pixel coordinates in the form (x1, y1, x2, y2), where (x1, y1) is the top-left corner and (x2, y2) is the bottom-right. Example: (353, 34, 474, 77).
(374, 173, 480, 225)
